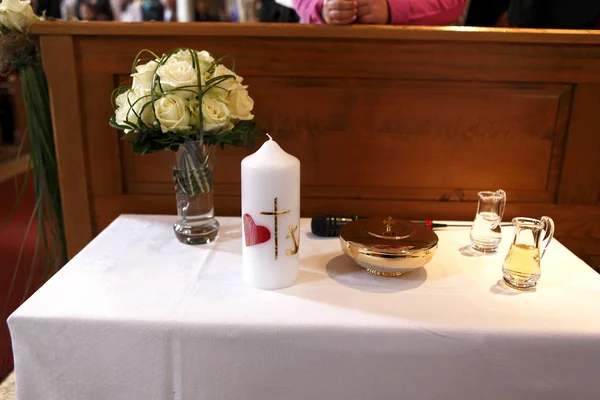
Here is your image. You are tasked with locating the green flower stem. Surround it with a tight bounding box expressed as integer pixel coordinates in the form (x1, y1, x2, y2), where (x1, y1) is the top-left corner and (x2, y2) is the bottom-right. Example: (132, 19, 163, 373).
(3, 62, 67, 313)
(173, 146, 213, 196)
(20, 64, 66, 282)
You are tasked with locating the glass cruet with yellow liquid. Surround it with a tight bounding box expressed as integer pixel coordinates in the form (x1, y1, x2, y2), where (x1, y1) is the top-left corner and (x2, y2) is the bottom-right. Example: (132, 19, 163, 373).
(502, 216, 555, 290)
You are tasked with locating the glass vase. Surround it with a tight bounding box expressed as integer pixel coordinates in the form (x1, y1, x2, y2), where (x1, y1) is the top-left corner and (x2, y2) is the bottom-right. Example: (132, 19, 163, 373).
(172, 140, 219, 244)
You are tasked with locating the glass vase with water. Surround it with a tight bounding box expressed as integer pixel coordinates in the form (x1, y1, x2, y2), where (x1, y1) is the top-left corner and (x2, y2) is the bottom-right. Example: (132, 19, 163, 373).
(469, 189, 506, 253)
(172, 140, 219, 245)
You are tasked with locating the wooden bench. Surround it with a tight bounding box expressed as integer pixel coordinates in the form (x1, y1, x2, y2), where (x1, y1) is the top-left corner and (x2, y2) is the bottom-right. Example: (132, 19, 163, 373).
(32, 22, 600, 271)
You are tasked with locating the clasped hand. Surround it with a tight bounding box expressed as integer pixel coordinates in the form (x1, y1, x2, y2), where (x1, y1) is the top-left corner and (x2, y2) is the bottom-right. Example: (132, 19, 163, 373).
(322, 0, 390, 25)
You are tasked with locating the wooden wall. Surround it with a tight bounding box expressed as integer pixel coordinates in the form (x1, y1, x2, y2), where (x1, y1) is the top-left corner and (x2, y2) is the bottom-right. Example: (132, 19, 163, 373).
(32, 22, 600, 271)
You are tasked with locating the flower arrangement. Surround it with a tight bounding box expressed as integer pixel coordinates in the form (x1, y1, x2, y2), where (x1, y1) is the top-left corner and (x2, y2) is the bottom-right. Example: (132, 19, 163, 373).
(0, 0, 36, 33)
(110, 48, 260, 154)
(110, 48, 261, 244)
(1, 2, 67, 310)
(0, 0, 38, 73)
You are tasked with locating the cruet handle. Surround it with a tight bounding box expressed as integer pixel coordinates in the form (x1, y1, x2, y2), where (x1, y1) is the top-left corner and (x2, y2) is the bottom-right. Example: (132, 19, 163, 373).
(496, 189, 507, 223)
(539, 216, 555, 258)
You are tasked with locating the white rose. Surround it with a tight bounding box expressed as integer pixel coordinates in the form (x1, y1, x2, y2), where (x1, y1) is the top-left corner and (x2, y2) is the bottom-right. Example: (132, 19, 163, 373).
(166, 50, 213, 87)
(135, 95, 158, 127)
(219, 121, 235, 133)
(209, 64, 243, 99)
(212, 64, 243, 85)
(114, 86, 156, 132)
(115, 105, 133, 130)
(227, 87, 254, 121)
(131, 60, 159, 94)
(154, 94, 190, 132)
(115, 91, 128, 108)
(188, 98, 200, 127)
(189, 97, 233, 133)
(196, 50, 214, 63)
(170, 49, 214, 64)
(201, 95, 231, 132)
(156, 59, 198, 99)
(0, 0, 37, 32)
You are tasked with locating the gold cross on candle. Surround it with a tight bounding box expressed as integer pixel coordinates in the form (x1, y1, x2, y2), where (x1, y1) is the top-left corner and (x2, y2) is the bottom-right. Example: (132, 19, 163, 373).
(286, 225, 300, 255)
(260, 197, 290, 260)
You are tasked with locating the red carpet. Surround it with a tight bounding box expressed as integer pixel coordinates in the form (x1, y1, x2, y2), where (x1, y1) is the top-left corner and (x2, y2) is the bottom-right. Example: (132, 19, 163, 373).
(0, 174, 40, 381)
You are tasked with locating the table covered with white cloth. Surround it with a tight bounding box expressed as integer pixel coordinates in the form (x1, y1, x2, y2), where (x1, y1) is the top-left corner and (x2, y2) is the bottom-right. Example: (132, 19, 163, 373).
(8, 215, 600, 399)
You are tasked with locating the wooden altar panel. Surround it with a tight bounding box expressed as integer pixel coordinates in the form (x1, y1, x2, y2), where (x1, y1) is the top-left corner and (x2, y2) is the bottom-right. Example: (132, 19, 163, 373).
(33, 23, 600, 271)
(122, 80, 571, 204)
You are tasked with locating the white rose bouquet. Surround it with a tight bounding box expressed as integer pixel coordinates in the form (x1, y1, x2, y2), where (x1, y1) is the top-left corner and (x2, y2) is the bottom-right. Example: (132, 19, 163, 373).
(0, 0, 39, 73)
(0, 0, 37, 33)
(110, 48, 260, 155)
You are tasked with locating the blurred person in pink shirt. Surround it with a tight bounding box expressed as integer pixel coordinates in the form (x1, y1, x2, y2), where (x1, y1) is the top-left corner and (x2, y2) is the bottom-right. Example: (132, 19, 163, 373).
(293, 0, 468, 25)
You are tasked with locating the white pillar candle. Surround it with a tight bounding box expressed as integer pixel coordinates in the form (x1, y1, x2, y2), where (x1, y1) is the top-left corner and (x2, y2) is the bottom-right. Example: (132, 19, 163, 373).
(241, 135, 300, 290)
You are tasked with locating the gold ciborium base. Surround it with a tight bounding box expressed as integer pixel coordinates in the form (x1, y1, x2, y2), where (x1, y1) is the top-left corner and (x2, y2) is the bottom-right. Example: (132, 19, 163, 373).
(366, 269, 406, 277)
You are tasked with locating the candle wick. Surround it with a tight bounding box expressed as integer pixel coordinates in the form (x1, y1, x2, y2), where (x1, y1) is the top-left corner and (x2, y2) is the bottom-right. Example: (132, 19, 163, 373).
(266, 133, 273, 141)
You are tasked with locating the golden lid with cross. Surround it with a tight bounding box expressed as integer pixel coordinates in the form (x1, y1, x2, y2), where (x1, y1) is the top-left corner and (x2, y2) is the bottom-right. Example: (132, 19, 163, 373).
(339, 216, 438, 277)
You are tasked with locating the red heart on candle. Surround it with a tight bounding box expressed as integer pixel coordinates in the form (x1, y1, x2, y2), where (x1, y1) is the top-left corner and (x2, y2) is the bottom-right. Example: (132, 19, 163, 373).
(243, 214, 271, 246)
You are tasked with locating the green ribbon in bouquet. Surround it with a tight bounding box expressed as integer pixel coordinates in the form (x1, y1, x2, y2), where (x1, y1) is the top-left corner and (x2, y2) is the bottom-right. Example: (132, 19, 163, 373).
(172, 144, 214, 196)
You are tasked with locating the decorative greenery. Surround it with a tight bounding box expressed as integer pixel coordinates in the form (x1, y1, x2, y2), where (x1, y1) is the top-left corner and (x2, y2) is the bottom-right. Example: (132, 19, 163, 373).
(0, 1, 67, 310)
(109, 48, 260, 155)
(109, 48, 261, 196)
(0, 31, 37, 74)
(172, 143, 214, 195)
(122, 119, 259, 155)
(17, 62, 66, 283)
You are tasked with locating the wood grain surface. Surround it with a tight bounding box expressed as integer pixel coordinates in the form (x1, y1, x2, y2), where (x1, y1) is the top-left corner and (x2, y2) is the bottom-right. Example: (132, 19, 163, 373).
(31, 21, 600, 44)
(36, 22, 600, 271)
(39, 35, 93, 259)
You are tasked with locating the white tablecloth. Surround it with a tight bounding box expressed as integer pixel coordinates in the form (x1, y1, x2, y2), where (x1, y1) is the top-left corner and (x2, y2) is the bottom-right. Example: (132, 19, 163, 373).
(8, 215, 600, 399)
